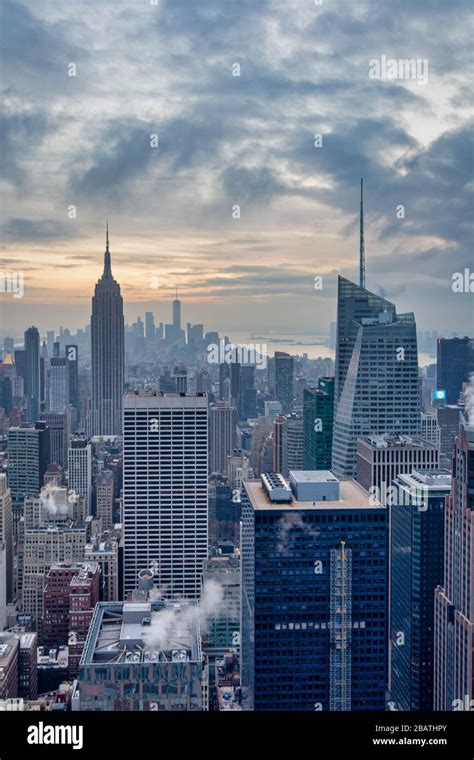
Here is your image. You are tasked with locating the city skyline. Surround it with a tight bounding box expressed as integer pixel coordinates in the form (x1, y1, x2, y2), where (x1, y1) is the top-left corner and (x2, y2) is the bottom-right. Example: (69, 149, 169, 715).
(1, 1, 473, 337)
(0, 0, 473, 736)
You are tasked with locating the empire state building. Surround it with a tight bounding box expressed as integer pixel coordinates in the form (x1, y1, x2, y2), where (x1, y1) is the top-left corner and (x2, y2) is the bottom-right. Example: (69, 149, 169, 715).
(90, 225, 124, 436)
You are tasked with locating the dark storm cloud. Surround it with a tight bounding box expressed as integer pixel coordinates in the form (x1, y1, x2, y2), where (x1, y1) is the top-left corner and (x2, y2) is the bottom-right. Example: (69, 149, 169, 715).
(2, 217, 75, 241)
(0, 109, 51, 184)
(0, 0, 88, 94)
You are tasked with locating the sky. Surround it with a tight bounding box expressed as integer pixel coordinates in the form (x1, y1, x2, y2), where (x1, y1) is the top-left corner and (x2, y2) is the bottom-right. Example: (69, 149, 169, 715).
(0, 0, 473, 338)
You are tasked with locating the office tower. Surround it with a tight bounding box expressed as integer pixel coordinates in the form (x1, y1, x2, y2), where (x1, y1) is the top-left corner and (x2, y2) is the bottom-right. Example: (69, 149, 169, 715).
(7, 422, 50, 503)
(96, 470, 114, 531)
(18, 632, 38, 699)
(202, 553, 240, 649)
(68, 438, 92, 515)
(23, 486, 86, 530)
(65, 345, 79, 425)
(421, 411, 441, 447)
(39, 561, 100, 678)
(356, 434, 439, 493)
(40, 342, 47, 409)
(434, 415, 474, 710)
(187, 323, 204, 351)
(78, 597, 204, 711)
(123, 392, 208, 598)
(239, 365, 257, 420)
(0, 545, 6, 630)
(0, 474, 13, 603)
(329, 321, 337, 349)
(173, 288, 181, 331)
(437, 337, 473, 404)
(264, 400, 282, 422)
(90, 225, 125, 436)
(209, 476, 237, 543)
(219, 362, 230, 401)
(159, 369, 177, 392)
(14, 347, 27, 389)
(145, 312, 155, 341)
(68, 562, 101, 677)
(303, 378, 335, 470)
(24, 326, 41, 422)
(274, 352, 294, 413)
(281, 413, 304, 478)
(241, 471, 387, 710)
(1, 375, 13, 415)
(41, 563, 80, 646)
(46, 330, 54, 357)
(173, 365, 188, 394)
(22, 521, 87, 624)
(0, 634, 19, 699)
(85, 534, 120, 601)
(209, 402, 237, 475)
(227, 451, 253, 491)
(249, 416, 273, 476)
(44, 463, 64, 487)
(272, 415, 284, 473)
(3, 337, 14, 355)
(49, 357, 69, 413)
(230, 361, 240, 401)
(132, 317, 145, 339)
(39, 412, 69, 467)
(390, 469, 451, 711)
(332, 277, 421, 478)
(437, 405, 463, 466)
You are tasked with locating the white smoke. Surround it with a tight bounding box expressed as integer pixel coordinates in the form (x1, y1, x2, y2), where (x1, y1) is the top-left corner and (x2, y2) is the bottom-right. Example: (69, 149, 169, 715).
(40, 484, 70, 516)
(464, 373, 474, 426)
(142, 579, 224, 652)
(276, 511, 319, 556)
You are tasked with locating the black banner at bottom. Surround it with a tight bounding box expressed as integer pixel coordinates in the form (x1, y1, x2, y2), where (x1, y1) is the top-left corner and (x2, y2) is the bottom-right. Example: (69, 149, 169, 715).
(0, 711, 472, 758)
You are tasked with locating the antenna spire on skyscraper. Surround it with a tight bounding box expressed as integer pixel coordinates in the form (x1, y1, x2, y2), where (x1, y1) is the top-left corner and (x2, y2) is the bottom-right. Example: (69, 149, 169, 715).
(359, 178, 366, 289)
(102, 220, 112, 279)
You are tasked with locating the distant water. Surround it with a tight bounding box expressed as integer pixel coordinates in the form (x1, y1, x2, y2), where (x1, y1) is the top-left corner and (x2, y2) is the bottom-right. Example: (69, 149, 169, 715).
(225, 331, 436, 367)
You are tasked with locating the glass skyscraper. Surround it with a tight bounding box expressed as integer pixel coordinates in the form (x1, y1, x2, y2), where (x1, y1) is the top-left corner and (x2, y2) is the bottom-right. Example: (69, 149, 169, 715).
(241, 471, 387, 710)
(390, 469, 451, 710)
(274, 351, 294, 414)
(303, 377, 335, 470)
(436, 336, 474, 405)
(332, 276, 421, 478)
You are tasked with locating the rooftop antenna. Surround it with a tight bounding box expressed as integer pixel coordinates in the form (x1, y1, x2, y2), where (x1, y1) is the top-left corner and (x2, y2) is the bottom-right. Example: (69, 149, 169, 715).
(359, 178, 366, 289)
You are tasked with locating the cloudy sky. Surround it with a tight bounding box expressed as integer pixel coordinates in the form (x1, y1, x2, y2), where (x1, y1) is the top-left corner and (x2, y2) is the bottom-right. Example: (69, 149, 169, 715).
(0, 0, 473, 338)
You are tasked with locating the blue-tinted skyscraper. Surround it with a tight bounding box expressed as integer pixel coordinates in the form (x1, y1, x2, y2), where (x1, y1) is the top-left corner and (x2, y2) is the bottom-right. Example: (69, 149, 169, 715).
(274, 352, 294, 414)
(241, 471, 387, 710)
(24, 326, 41, 423)
(436, 336, 473, 405)
(390, 469, 451, 711)
(303, 377, 335, 470)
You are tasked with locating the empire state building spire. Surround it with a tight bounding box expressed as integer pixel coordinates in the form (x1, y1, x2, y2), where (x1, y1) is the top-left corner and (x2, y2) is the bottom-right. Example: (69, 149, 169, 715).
(103, 220, 113, 280)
